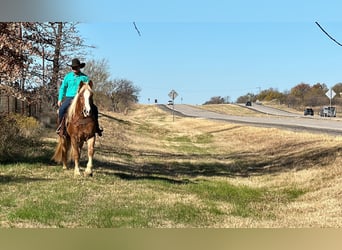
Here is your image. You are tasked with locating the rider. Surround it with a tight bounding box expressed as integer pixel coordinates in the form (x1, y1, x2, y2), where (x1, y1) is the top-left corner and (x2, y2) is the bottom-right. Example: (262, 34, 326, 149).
(56, 58, 103, 137)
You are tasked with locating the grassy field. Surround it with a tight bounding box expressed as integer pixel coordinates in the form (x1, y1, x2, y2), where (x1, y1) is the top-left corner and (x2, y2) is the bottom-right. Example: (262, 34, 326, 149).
(1, 104, 342, 228)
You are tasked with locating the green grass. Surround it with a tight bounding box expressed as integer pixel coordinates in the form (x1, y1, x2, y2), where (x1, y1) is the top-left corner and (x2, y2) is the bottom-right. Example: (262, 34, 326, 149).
(166, 134, 214, 155)
(87, 205, 150, 228)
(167, 133, 213, 144)
(0, 162, 308, 227)
(166, 202, 204, 224)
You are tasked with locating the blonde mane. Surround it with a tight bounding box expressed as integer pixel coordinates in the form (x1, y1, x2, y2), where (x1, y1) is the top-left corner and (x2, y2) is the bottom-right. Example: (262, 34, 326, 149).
(66, 83, 93, 123)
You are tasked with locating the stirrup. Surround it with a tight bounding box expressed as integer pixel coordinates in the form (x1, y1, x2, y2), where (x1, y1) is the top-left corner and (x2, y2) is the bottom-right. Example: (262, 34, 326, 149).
(56, 124, 62, 134)
(57, 128, 66, 137)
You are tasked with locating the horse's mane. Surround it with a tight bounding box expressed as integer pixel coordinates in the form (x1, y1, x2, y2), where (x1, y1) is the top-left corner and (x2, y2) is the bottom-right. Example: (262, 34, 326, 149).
(66, 83, 93, 121)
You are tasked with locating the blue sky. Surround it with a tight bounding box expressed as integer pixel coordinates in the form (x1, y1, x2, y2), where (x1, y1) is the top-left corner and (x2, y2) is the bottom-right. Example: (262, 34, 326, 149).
(72, 1, 342, 104)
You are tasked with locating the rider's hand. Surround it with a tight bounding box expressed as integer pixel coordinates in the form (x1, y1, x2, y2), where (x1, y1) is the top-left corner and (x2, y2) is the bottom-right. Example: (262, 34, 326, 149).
(57, 100, 62, 107)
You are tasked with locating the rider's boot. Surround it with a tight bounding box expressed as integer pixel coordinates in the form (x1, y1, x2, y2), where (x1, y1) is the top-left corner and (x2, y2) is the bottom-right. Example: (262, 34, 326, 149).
(95, 118, 103, 137)
(56, 116, 66, 137)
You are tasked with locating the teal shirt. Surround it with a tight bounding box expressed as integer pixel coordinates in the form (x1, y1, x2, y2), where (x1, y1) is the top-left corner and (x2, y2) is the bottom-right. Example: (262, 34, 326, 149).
(58, 71, 89, 101)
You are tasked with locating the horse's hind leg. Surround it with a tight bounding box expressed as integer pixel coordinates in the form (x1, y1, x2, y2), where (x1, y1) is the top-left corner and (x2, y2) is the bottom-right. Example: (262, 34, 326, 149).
(85, 136, 95, 177)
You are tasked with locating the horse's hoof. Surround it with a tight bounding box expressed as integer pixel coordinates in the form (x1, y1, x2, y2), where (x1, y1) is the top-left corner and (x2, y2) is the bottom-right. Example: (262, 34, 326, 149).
(84, 171, 93, 177)
(74, 171, 82, 178)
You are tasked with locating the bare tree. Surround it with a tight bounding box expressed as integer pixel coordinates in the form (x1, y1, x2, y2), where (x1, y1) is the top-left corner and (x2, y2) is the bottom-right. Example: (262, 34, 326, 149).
(83, 58, 111, 92)
(24, 22, 91, 107)
(203, 96, 227, 105)
(83, 58, 112, 109)
(83, 58, 140, 113)
(0, 23, 33, 84)
(111, 79, 140, 113)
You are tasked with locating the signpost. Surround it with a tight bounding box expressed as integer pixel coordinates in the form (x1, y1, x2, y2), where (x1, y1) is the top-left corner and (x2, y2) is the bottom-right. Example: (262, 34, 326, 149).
(168, 89, 178, 100)
(325, 88, 336, 108)
(168, 89, 178, 121)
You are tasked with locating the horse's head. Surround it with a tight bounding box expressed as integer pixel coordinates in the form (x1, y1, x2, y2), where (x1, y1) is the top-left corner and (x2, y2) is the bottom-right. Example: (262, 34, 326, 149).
(78, 80, 94, 117)
(67, 80, 95, 120)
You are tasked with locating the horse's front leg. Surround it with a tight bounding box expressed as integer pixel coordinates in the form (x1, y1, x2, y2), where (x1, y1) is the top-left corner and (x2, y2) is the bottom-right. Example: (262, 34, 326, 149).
(62, 154, 68, 170)
(85, 136, 95, 177)
(62, 137, 69, 170)
(71, 138, 81, 177)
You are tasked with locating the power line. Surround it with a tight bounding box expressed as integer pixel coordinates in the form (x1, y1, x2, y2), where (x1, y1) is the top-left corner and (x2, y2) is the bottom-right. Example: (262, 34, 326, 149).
(315, 21, 342, 47)
(133, 22, 141, 37)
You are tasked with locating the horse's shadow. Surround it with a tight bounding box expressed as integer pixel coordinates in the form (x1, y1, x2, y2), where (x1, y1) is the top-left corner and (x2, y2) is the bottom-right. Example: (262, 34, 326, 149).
(88, 143, 342, 183)
(3, 135, 340, 185)
(99, 112, 130, 125)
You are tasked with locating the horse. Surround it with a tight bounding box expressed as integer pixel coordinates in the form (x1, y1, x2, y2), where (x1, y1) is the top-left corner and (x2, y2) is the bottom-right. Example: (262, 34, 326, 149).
(52, 81, 96, 177)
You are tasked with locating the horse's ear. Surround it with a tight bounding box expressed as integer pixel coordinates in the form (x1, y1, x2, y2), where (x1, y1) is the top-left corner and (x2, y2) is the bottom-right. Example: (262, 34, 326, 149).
(88, 80, 93, 89)
(79, 81, 85, 91)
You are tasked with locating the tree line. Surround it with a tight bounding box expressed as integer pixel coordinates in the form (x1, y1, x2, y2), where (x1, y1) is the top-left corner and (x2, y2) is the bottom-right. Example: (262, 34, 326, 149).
(0, 22, 139, 115)
(205, 82, 342, 108)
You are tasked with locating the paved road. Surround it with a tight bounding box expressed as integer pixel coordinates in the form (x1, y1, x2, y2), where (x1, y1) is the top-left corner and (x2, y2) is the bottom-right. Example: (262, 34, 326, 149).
(162, 104, 342, 135)
(238, 103, 301, 117)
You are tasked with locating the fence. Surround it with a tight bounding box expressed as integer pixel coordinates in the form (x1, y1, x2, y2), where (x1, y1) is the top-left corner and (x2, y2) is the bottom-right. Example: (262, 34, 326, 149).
(0, 90, 41, 118)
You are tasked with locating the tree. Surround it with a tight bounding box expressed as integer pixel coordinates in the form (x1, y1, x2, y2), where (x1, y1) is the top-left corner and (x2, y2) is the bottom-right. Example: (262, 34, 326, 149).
(1, 22, 90, 109)
(256, 88, 286, 103)
(83, 58, 112, 109)
(83, 58, 111, 92)
(0, 23, 33, 85)
(236, 93, 256, 103)
(304, 83, 327, 106)
(203, 96, 227, 105)
(25, 22, 90, 107)
(287, 82, 328, 107)
(84, 58, 140, 113)
(332, 83, 342, 105)
(111, 79, 140, 113)
(290, 83, 311, 101)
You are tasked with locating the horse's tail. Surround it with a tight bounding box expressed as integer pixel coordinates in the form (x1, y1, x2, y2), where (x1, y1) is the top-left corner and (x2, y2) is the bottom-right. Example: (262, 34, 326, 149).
(51, 136, 69, 163)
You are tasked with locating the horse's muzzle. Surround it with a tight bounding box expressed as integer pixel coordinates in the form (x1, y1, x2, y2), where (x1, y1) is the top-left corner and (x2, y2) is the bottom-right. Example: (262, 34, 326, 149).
(82, 108, 91, 117)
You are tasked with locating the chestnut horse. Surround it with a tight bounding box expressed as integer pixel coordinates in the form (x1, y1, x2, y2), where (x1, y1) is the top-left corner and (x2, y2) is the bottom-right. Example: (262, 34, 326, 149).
(52, 81, 96, 177)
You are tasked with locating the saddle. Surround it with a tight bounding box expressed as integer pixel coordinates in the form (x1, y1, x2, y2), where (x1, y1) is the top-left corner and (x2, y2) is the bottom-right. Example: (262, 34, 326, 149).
(56, 115, 100, 138)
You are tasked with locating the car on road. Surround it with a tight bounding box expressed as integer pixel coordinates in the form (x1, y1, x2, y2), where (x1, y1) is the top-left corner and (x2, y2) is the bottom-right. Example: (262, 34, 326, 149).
(319, 106, 336, 117)
(167, 100, 174, 105)
(304, 108, 314, 116)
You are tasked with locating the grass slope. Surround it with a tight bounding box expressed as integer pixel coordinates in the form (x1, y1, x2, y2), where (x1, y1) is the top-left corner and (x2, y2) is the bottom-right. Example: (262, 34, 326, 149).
(1, 104, 342, 227)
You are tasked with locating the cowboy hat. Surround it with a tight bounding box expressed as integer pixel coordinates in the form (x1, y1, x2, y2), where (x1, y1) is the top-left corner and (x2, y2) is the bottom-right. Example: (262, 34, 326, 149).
(68, 58, 85, 68)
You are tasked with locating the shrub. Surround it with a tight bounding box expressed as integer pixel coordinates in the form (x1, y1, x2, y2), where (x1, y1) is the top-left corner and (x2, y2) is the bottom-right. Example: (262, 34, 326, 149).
(0, 114, 41, 161)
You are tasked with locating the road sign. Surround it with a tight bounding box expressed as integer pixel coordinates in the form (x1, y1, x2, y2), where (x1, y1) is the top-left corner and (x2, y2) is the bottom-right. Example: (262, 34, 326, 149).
(326, 89, 336, 100)
(168, 89, 178, 122)
(168, 89, 178, 100)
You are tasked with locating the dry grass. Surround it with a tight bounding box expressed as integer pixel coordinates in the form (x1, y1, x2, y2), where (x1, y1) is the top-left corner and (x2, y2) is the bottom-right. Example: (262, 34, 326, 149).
(1, 104, 342, 227)
(101, 104, 342, 227)
(196, 104, 267, 117)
